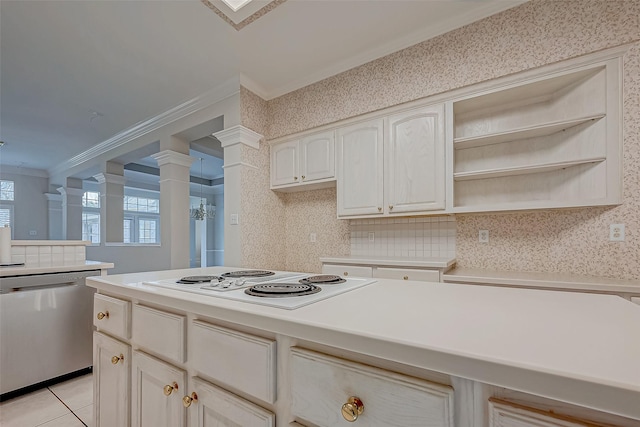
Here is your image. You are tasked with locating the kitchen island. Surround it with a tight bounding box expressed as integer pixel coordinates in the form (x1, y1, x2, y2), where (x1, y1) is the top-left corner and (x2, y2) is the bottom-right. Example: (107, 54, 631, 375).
(87, 267, 640, 427)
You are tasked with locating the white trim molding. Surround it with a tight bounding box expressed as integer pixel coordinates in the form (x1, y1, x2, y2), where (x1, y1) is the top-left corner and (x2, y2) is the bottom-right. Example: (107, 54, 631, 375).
(221, 161, 259, 170)
(150, 151, 195, 168)
(45, 193, 63, 202)
(214, 125, 263, 149)
(93, 173, 127, 186)
(57, 187, 85, 197)
(48, 76, 240, 178)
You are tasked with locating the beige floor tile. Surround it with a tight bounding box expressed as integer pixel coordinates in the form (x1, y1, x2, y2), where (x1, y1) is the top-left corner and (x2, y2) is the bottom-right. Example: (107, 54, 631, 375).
(49, 374, 93, 411)
(0, 389, 70, 427)
(38, 412, 85, 427)
(73, 404, 94, 427)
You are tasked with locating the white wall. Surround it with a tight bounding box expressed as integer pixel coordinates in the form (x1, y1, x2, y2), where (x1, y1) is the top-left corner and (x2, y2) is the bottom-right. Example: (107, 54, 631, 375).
(0, 169, 49, 240)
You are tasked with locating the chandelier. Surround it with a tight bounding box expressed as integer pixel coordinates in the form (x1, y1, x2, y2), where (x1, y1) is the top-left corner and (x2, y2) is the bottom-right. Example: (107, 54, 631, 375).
(190, 158, 216, 221)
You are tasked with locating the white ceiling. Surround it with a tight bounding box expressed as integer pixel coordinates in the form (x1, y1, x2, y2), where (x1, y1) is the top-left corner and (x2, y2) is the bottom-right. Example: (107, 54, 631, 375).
(0, 0, 524, 174)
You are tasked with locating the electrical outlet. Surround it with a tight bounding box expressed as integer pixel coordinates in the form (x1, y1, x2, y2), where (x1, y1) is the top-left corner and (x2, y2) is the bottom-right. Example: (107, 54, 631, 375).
(29, 230, 37, 236)
(610, 224, 625, 241)
(479, 230, 489, 243)
(230, 213, 239, 225)
(368, 232, 375, 242)
(310, 233, 317, 243)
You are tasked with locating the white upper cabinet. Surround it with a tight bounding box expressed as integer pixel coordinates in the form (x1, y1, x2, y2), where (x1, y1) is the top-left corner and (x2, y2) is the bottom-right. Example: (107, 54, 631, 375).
(386, 104, 446, 214)
(336, 118, 385, 217)
(449, 55, 622, 213)
(270, 130, 335, 191)
(337, 105, 446, 218)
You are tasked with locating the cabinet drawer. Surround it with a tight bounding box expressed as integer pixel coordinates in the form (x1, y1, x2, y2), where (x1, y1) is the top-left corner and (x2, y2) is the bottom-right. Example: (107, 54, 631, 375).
(291, 348, 454, 427)
(94, 294, 130, 339)
(322, 264, 372, 278)
(132, 305, 185, 364)
(489, 398, 598, 427)
(374, 267, 440, 283)
(191, 377, 274, 427)
(190, 321, 276, 404)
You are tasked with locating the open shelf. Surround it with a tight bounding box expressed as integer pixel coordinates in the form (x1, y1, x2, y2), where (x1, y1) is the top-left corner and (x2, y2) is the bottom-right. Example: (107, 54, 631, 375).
(453, 157, 606, 181)
(453, 115, 605, 150)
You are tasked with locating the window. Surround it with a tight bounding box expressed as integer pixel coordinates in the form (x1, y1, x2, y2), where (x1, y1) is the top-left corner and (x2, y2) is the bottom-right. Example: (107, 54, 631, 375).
(0, 207, 12, 228)
(0, 180, 14, 201)
(124, 195, 160, 244)
(82, 213, 100, 243)
(82, 191, 100, 208)
(82, 191, 100, 243)
(124, 196, 159, 213)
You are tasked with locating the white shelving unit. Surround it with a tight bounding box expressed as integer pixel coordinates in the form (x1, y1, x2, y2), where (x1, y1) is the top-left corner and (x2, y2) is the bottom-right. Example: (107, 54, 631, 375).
(449, 56, 622, 213)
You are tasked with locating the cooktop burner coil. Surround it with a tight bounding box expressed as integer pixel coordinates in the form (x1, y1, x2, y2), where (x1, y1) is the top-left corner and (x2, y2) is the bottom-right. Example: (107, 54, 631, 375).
(299, 275, 346, 285)
(177, 275, 222, 284)
(244, 283, 321, 298)
(221, 270, 276, 279)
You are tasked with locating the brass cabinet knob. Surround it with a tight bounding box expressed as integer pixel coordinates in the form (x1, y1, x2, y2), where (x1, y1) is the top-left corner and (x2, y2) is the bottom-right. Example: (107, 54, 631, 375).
(182, 392, 198, 408)
(163, 382, 178, 396)
(341, 396, 364, 422)
(403, 276, 409, 280)
(111, 354, 124, 365)
(389, 205, 394, 211)
(294, 176, 298, 180)
(97, 311, 109, 320)
(301, 175, 306, 180)
(343, 272, 349, 276)
(377, 207, 382, 212)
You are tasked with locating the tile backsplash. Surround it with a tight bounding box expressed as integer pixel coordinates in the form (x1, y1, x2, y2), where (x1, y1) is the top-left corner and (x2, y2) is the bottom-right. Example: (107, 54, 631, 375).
(350, 217, 456, 258)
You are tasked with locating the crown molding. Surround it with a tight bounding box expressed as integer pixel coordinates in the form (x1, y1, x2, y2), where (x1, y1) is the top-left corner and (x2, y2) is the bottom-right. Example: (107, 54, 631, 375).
(48, 76, 240, 178)
(214, 125, 262, 149)
(57, 187, 85, 197)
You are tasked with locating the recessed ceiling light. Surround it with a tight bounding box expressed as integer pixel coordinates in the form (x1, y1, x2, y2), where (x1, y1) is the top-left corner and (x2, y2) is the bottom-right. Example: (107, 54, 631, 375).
(221, 0, 253, 12)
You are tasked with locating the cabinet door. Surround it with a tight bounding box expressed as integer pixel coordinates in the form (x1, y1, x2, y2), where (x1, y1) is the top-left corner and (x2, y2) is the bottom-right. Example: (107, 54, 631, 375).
(271, 140, 299, 187)
(299, 130, 335, 183)
(337, 119, 384, 217)
(386, 104, 445, 213)
(132, 350, 186, 427)
(94, 332, 131, 427)
(187, 377, 274, 427)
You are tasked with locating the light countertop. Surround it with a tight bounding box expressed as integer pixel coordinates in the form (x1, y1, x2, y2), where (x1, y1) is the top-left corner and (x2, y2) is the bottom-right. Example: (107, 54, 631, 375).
(87, 267, 640, 420)
(0, 260, 114, 277)
(320, 256, 456, 269)
(443, 267, 640, 295)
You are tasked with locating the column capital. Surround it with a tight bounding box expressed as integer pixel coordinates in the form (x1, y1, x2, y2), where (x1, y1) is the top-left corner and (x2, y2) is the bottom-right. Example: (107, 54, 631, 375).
(45, 193, 63, 202)
(93, 172, 126, 185)
(213, 125, 262, 150)
(151, 150, 195, 168)
(57, 187, 85, 197)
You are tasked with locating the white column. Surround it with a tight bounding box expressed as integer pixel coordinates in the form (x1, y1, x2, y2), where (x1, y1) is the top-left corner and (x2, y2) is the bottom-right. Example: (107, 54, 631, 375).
(45, 193, 63, 240)
(57, 180, 84, 240)
(151, 149, 194, 270)
(94, 162, 126, 244)
(213, 125, 262, 267)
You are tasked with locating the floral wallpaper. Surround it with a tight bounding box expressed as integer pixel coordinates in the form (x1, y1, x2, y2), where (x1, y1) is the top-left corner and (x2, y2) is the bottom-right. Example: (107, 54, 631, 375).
(241, 0, 640, 279)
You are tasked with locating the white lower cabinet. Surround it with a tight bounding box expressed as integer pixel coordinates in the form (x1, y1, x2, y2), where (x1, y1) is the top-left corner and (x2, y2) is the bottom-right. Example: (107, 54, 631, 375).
(290, 347, 454, 427)
(93, 332, 131, 427)
(187, 377, 274, 427)
(132, 350, 187, 427)
(489, 398, 609, 427)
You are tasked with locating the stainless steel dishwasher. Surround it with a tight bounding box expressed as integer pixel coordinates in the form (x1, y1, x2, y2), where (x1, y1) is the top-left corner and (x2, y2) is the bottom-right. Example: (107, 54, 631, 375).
(0, 269, 101, 398)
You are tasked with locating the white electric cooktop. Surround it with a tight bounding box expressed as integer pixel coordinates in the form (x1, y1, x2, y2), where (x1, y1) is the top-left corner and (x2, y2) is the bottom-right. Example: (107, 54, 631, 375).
(143, 270, 376, 310)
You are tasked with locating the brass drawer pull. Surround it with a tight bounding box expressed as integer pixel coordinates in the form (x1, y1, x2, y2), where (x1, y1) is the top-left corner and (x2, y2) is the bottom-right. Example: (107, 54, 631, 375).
(97, 311, 109, 320)
(163, 382, 178, 396)
(343, 272, 349, 276)
(183, 392, 198, 408)
(111, 354, 124, 365)
(403, 276, 408, 280)
(341, 396, 364, 422)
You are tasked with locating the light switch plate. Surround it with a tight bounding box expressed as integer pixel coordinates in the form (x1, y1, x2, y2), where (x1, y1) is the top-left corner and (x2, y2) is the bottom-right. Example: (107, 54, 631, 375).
(230, 213, 239, 225)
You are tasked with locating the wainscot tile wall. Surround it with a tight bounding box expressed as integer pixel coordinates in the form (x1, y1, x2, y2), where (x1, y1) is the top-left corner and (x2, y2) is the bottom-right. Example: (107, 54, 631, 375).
(350, 217, 456, 259)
